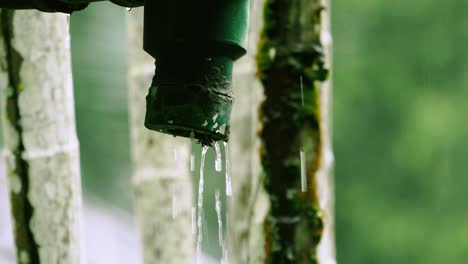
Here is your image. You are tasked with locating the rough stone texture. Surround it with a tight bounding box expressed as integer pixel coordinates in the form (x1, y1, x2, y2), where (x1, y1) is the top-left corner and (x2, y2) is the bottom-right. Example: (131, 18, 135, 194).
(0, 10, 82, 264)
(255, 0, 336, 263)
(0, 157, 16, 263)
(126, 8, 194, 264)
(229, 0, 335, 263)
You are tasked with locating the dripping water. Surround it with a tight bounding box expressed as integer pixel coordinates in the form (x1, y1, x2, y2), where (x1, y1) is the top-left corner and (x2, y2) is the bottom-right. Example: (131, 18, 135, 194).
(196, 146, 209, 264)
(214, 142, 222, 172)
(223, 142, 232, 197)
(215, 190, 228, 264)
(300, 151, 307, 192)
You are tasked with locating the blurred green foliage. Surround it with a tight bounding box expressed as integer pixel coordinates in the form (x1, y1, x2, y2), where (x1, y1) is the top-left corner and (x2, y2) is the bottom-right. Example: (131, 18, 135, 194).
(333, 0, 468, 263)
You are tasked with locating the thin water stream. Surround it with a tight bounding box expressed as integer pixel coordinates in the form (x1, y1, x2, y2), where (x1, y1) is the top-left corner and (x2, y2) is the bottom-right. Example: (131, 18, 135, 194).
(196, 146, 209, 264)
(187, 138, 232, 263)
(223, 142, 232, 197)
(214, 142, 222, 172)
(215, 190, 228, 264)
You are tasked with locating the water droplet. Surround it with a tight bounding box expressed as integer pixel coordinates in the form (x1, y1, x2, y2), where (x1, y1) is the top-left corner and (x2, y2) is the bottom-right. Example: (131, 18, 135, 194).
(126, 7, 132, 11)
(300, 150, 307, 192)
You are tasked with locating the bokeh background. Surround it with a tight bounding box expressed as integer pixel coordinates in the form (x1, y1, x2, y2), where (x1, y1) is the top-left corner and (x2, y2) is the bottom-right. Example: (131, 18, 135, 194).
(1, 0, 468, 263)
(333, 1, 468, 263)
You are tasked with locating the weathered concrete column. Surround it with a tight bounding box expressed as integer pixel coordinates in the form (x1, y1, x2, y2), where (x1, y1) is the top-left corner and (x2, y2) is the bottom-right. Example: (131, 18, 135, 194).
(0, 10, 83, 264)
(255, 0, 335, 263)
(126, 8, 194, 264)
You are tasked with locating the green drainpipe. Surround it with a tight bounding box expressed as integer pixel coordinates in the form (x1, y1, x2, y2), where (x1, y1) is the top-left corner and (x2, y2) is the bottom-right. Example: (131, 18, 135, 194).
(0, 0, 250, 145)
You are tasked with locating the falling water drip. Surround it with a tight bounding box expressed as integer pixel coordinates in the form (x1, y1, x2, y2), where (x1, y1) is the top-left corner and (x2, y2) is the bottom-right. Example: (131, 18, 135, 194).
(299, 76, 307, 192)
(223, 142, 232, 197)
(196, 146, 209, 264)
(214, 142, 222, 172)
(191, 207, 196, 235)
(300, 150, 307, 192)
(173, 148, 178, 161)
(215, 191, 228, 264)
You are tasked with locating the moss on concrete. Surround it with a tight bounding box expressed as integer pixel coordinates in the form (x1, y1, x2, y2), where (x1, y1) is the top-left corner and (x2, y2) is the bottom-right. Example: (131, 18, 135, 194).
(256, 0, 329, 263)
(1, 10, 40, 264)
